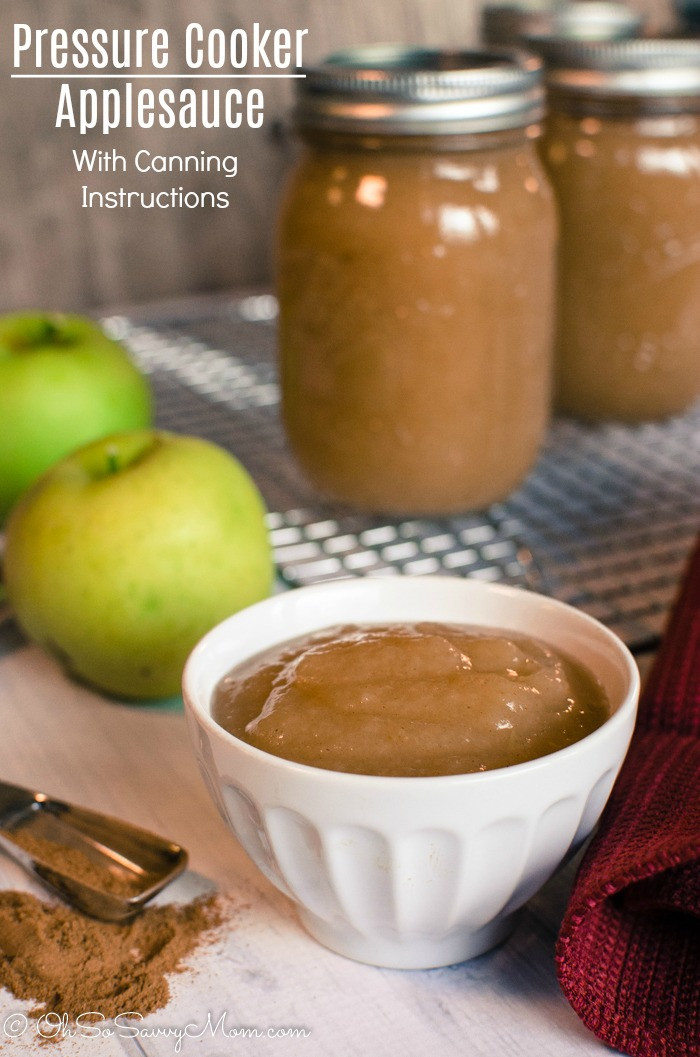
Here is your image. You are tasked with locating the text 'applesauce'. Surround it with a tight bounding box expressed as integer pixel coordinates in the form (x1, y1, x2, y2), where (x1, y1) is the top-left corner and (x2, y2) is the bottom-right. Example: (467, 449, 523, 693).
(277, 46, 556, 514)
(212, 623, 610, 777)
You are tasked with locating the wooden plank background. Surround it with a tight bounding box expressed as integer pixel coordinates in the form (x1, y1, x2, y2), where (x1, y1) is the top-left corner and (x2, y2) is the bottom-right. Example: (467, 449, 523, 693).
(2, 0, 674, 313)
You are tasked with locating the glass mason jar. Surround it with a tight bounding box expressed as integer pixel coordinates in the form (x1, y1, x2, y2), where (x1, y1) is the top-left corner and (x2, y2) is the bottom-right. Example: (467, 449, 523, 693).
(277, 46, 557, 515)
(539, 40, 700, 421)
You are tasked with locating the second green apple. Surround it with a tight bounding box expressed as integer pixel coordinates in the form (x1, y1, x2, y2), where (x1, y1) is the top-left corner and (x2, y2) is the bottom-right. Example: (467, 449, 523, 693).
(4, 429, 274, 699)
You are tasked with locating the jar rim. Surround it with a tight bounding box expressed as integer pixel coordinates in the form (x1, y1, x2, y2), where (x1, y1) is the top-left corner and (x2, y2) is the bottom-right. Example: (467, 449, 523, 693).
(294, 44, 545, 135)
(484, 1, 644, 48)
(540, 38, 700, 100)
(522, 1, 644, 44)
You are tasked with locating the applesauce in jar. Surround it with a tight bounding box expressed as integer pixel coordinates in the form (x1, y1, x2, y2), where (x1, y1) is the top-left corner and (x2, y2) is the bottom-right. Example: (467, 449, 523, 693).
(539, 40, 700, 421)
(277, 47, 557, 514)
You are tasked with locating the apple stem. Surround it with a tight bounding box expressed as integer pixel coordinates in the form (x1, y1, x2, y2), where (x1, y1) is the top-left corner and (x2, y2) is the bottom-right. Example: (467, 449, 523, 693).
(39, 319, 61, 344)
(106, 448, 120, 475)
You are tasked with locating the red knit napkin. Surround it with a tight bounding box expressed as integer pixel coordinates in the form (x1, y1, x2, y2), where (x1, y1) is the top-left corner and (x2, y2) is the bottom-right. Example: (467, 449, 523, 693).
(556, 535, 700, 1057)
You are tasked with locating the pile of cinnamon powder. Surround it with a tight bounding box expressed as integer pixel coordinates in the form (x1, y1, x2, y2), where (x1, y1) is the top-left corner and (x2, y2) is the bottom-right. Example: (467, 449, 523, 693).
(0, 890, 222, 1020)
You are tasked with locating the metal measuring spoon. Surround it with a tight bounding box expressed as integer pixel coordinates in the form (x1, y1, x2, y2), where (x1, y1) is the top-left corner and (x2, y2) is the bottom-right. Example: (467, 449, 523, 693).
(0, 780, 187, 921)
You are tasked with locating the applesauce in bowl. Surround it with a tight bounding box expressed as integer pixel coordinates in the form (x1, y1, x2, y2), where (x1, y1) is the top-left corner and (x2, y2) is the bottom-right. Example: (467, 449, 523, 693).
(212, 622, 610, 777)
(183, 577, 639, 969)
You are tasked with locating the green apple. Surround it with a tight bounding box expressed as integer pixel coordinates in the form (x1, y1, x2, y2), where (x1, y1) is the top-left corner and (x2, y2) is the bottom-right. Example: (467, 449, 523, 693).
(3, 429, 273, 699)
(0, 312, 152, 523)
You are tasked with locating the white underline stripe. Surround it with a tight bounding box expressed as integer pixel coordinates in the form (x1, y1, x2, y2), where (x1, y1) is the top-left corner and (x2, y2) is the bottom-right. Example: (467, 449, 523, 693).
(11, 73, 305, 79)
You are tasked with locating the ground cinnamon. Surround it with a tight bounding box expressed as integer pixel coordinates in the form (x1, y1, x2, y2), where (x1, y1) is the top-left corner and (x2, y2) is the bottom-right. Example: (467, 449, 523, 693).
(0, 890, 222, 1020)
(1, 829, 148, 898)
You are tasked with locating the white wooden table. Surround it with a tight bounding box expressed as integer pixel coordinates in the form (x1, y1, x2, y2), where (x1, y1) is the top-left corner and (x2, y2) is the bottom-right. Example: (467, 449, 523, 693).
(0, 625, 630, 1057)
(2, 292, 682, 1057)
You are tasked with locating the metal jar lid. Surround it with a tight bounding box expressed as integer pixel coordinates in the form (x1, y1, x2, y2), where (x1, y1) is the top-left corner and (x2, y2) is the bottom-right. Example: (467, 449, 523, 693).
(540, 39, 700, 104)
(294, 44, 545, 135)
(485, 2, 643, 48)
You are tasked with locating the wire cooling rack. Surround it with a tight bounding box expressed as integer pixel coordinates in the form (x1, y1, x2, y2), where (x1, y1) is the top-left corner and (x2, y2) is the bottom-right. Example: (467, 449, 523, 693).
(103, 292, 700, 656)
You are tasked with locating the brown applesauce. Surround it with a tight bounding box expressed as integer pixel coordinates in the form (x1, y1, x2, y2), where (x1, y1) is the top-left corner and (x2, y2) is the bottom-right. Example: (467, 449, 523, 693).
(212, 622, 610, 777)
(539, 41, 700, 421)
(277, 48, 557, 514)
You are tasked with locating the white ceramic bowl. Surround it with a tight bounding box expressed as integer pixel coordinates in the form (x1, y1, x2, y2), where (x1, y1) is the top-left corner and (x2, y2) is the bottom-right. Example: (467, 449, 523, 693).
(183, 576, 639, 969)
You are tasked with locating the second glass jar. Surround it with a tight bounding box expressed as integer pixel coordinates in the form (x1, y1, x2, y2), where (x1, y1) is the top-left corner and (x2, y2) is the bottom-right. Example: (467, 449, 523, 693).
(539, 40, 700, 421)
(277, 46, 557, 515)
